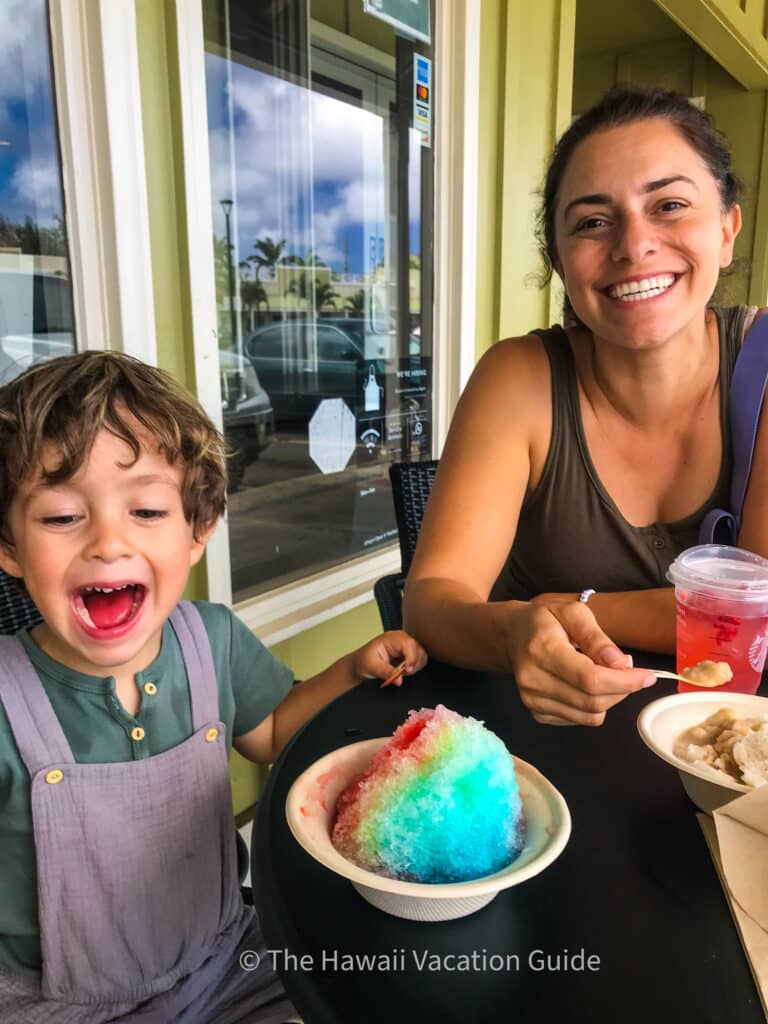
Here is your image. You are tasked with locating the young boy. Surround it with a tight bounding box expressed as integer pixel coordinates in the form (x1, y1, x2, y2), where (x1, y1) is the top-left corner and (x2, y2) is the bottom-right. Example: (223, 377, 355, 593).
(0, 351, 426, 1023)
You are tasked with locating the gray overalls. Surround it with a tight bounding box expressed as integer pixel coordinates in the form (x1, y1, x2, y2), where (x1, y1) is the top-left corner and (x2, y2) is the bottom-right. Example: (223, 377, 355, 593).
(0, 602, 296, 1023)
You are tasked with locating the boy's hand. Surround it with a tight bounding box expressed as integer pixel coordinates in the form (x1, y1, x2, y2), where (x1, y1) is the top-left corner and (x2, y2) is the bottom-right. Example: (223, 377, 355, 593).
(353, 630, 427, 686)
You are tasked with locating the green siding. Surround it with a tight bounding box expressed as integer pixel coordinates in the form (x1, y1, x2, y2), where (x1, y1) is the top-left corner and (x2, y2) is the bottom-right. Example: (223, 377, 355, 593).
(135, 0, 209, 602)
(474, 0, 505, 359)
(135, 0, 194, 390)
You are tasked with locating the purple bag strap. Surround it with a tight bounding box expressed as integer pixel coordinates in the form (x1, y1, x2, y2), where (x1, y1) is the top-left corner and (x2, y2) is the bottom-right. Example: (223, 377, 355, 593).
(700, 312, 768, 544)
(729, 312, 768, 517)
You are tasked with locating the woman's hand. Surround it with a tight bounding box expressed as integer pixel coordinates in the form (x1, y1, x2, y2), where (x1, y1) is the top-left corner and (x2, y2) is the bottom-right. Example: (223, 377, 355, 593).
(508, 595, 657, 725)
(352, 631, 428, 686)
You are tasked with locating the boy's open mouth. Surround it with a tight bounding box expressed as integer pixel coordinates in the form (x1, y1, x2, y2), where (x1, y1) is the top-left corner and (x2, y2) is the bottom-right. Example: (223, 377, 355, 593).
(73, 584, 146, 631)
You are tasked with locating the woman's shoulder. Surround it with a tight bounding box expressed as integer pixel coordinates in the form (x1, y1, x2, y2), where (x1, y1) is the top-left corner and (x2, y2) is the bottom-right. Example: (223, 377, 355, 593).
(474, 326, 562, 380)
(447, 329, 560, 457)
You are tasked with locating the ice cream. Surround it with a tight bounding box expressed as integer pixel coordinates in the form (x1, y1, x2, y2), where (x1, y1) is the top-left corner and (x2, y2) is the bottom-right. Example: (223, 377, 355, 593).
(331, 705, 524, 883)
(679, 661, 733, 688)
(674, 707, 768, 787)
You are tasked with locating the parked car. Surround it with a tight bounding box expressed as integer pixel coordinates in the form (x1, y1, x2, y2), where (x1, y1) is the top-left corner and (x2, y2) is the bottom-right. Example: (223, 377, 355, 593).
(0, 268, 76, 382)
(243, 318, 418, 424)
(218, 349, 274, 490)
(0, 270, 272, 491)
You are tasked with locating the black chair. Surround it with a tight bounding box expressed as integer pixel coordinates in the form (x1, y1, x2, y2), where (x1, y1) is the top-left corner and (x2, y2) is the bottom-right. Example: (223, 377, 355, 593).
(374, 459, 438, 630)
(0, 569, 42, 635)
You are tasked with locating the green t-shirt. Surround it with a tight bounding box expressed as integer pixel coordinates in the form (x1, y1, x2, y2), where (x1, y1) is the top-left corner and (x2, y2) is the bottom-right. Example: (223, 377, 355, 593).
(0, 600, 293, 979)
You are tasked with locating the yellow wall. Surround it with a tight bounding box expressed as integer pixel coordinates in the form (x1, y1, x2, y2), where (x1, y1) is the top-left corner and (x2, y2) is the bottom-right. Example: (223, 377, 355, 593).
(474, 0, 505, 359)
(136, 0, 209, 601)
(473, 0, 577, 356)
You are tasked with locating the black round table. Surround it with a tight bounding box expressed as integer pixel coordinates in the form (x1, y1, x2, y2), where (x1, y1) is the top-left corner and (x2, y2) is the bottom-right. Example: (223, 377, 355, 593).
(252, 658, 765, 1024)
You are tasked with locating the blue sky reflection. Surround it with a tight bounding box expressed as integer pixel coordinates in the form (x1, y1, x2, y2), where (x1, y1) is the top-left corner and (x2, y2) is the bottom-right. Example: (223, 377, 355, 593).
(0, 0, 64, 232)
(205, 52, 420, 276)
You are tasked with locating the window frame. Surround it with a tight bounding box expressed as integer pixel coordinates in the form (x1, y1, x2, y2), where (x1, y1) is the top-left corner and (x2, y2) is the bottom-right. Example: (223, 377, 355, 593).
(173, 0, 480, 643)
(48, 0, 157, 362)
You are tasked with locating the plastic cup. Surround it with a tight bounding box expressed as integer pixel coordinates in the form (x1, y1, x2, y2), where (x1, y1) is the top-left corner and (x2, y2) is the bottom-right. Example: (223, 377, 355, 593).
(666, 544, 768, 695)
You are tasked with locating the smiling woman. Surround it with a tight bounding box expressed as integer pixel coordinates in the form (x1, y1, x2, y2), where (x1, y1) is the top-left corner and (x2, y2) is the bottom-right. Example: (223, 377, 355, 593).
(403, 85, 768, 729)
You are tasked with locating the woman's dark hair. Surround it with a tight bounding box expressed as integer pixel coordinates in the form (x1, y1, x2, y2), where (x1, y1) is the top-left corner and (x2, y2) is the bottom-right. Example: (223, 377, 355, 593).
(535, 86, 742, 323)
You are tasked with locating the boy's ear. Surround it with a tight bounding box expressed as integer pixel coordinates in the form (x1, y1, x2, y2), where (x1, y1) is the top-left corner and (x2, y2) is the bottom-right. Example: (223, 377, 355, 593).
(188, 519, 218, 569)
(0, 541, 23, 580)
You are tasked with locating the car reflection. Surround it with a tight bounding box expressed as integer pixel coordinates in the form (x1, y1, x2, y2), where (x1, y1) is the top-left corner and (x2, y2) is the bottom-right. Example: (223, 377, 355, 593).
(0, 270, 274, 493)
(243, 317, 419, 425)
(219, 349, 274, 490)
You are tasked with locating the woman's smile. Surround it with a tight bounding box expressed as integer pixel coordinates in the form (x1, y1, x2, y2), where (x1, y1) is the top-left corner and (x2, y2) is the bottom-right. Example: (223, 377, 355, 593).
(603, 272, 679, 302)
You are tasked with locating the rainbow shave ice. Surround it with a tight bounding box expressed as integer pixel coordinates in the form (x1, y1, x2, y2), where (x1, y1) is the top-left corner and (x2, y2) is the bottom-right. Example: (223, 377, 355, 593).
(331, 705, 524, 883)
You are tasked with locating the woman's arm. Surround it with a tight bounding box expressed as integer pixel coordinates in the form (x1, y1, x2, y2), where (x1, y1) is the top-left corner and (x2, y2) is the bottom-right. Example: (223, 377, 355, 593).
(403, 338, 533, 664)
(404, 338, 655, 725)
(531, 589, 676, 654)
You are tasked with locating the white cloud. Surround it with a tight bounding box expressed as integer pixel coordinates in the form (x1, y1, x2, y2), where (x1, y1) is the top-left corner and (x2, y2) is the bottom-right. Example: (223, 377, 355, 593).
(207, 56, 420, 271)
(9, 155, 61, 224)
(0, 0, 53, 133)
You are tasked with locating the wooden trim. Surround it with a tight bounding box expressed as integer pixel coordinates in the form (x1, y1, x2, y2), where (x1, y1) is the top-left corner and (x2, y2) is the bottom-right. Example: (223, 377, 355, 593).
(547, 0, 577, 329)
(49, 0, 156, 360)
(96, 0, 157, 363)
(433, 0, 481, 450)
(235, 548, 400, 647)
(173, 0, 233, 606)
(654, 0, 768, 90)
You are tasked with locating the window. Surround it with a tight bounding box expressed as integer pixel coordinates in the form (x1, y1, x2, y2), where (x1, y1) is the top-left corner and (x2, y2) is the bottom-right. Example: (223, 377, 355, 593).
(202, 0, 434, 602)
(0, 0, 76, 383)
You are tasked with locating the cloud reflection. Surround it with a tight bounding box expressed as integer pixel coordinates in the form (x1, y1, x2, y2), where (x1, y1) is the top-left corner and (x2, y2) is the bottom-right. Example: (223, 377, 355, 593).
(206, 53, 420, 275)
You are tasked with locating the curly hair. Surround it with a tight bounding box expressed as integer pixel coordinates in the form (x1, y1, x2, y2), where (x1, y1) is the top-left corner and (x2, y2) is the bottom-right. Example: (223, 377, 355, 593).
(0, 351, 228, 546)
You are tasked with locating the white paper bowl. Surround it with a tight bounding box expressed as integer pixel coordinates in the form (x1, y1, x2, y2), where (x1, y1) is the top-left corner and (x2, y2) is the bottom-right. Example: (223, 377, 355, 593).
(285, 737, 571, 921)
(637, 691, 768, 813)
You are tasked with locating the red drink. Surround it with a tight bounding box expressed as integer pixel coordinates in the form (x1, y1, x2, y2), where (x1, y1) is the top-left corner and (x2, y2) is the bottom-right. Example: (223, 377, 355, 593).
(675, 590, 768, 695)
(668, 545, 768, 696)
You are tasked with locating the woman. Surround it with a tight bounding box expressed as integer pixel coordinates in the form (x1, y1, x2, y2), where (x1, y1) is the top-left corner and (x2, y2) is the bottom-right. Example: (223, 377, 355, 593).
(404, 86, 768, 727)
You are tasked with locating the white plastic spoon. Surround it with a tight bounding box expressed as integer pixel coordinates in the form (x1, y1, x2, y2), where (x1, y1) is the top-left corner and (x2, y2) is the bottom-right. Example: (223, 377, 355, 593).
(642, 661, 733, 688)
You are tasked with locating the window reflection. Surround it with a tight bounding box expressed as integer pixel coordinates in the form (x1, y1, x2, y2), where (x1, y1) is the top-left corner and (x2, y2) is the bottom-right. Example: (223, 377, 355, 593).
(0, 0, 75, 383)
(204, 1, 433, 599)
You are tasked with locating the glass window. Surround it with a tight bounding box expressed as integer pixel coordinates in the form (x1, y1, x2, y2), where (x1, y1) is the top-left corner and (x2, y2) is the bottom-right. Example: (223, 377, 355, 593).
(0, 0, 75, 383)
(203, 0, 434, 601)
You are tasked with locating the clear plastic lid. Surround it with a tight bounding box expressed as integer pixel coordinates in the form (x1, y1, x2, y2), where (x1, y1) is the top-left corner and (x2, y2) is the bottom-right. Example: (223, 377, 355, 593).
(666, 544, 768, 599)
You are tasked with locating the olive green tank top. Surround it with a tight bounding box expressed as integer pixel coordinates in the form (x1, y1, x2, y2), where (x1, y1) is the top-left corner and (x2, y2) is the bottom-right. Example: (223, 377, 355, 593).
(491, 306, 751, 601)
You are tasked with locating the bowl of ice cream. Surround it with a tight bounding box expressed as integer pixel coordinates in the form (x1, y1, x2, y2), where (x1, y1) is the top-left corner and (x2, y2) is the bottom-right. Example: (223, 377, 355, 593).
(637, 692, 768, 813)
(285, 706, 571, 921)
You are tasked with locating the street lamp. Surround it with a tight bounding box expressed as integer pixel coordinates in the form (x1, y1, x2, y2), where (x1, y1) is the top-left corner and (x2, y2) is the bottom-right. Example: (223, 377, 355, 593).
(220, 198, 237, 350)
